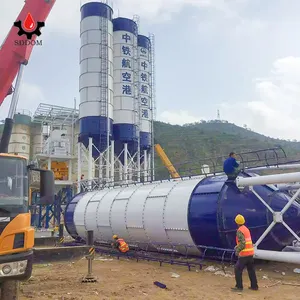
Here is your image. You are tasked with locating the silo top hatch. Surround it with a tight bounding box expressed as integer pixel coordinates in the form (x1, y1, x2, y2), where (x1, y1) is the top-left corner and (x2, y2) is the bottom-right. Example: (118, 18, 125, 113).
(81, 2, 113, 20)
(138, 35, 151, 50)
(113, 17, 138, 36)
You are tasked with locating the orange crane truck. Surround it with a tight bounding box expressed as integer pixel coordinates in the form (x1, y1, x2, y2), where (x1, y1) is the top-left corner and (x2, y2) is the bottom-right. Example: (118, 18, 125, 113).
(0, 0, 56, 298)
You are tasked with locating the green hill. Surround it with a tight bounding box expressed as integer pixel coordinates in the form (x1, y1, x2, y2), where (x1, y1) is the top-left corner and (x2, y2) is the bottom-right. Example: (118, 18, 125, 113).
(153, 120, 300, 179)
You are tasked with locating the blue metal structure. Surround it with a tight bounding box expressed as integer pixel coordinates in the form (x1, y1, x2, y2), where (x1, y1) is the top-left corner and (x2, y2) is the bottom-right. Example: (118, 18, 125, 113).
(188, 175, 300, 251)
(30, 187, 73, 228)
(79, 2, 114, 157)
(63, 193, 85, 239)
(64, 172, 300, 259)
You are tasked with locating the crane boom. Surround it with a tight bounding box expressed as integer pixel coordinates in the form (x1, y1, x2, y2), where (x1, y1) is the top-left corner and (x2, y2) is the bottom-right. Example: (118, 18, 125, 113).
(0, 0, 56, 153)
(0, 2, 56, 297)
(0, 0, 56, 106)
(155, 144, 180, 179)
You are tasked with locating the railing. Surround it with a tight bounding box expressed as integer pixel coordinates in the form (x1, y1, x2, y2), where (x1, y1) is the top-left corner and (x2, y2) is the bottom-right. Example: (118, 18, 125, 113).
(43, 139, 71, 156)
(15, 109, 32, 117)
(73, 147, 298, 192)
(176, 147, 288, 176)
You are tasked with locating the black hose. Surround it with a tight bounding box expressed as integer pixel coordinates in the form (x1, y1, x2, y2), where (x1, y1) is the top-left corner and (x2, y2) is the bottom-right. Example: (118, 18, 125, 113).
(0, 118, 14, 153)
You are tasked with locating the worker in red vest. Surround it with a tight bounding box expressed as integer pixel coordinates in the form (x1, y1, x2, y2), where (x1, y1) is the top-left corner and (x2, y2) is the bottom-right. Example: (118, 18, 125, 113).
(112, 235, 129, 253)
(232, 214, 258, 292)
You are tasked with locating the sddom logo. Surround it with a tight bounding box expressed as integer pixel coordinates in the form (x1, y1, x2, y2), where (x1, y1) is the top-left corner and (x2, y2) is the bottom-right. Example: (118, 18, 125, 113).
(14, 13, 44, 46)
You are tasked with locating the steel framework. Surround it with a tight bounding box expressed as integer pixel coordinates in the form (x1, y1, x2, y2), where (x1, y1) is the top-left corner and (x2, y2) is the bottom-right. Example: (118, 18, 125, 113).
(30, 187, 73, 228)
(236, 171, 300, 263)
(33, 103, 78, 126)
(31, 103, 78, 229)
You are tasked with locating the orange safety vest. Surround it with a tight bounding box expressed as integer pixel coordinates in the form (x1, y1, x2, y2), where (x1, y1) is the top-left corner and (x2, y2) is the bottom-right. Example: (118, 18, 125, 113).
(236, 225, 254, 257)
(117, 238, 129, 253)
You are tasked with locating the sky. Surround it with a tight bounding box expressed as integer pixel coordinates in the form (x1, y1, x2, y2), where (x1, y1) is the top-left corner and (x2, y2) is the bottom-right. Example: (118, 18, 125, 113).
(0, 0, 300, 140)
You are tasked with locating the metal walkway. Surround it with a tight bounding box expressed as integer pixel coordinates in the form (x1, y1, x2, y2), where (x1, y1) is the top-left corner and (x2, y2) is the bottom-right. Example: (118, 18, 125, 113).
(62, 241, 236, 271)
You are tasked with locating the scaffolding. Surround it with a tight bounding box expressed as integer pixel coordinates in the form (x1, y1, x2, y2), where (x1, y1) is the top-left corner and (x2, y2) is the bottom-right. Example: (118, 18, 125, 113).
(99, 12, 110, 180)
(33, 103, 78, 127)
(149, 33, 156, 181)
(133, 15, 140, 29)
(30, 187, 73, 228)
(133, 17, 141, 183)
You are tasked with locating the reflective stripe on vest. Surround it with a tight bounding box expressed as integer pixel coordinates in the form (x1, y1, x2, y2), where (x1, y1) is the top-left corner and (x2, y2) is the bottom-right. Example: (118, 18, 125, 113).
(236, 225, 254, 257)
(117, 238, 129, 253)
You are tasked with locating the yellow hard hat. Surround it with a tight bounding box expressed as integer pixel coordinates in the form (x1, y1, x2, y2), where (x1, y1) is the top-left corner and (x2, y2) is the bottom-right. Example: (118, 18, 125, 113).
(235, 214, 245, 225)
(113, 235, 118, 239)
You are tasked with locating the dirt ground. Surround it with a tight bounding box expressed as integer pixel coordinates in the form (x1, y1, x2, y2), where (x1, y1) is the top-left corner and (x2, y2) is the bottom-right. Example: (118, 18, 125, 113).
(20, 255, 300, 300)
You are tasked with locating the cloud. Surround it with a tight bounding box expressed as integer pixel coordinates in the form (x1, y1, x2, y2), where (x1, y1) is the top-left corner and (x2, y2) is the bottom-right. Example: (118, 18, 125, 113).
(0, 82, 45, 120)
(114, 0, 226, 21)
(159, 110, 202, 125)
(220, 56, 300, 141)
(0, 0, 251, 39)
(53, 0, 249, 31)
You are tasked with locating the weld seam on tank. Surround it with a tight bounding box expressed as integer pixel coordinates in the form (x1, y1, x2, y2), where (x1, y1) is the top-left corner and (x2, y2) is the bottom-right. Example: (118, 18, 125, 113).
(216, 183, 228, 248)
(108, 188, 125, 237)
(165, 228, 188, 231)
(95, 189, 111, 241)
(83, 192, 98, 234)
(142, 183, 160, 246)
(124, 185, 143, 242)
(163, 180, 181, 246)
(127, 226, 143, 229)
(186, 176, 207, 254)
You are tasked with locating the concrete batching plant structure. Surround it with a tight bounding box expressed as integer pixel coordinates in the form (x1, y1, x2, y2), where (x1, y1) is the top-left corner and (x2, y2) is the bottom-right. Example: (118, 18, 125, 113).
(2, 1, 300, 268)
(78, 1, 155, 189)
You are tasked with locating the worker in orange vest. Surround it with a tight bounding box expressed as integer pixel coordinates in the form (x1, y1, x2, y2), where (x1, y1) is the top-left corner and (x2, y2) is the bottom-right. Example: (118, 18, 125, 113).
(112, 235, 129, 253)
(232, 214, 258, 292)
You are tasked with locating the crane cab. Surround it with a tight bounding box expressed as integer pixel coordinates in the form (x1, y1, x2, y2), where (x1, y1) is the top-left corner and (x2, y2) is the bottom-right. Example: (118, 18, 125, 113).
(0, 153, 54, 281)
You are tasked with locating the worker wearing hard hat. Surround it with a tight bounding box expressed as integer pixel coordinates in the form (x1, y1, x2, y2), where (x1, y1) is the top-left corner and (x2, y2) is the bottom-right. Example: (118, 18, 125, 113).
(112, 235, 129, 253)
(223, 152, 240, 180)
(232, 214, 258, 292)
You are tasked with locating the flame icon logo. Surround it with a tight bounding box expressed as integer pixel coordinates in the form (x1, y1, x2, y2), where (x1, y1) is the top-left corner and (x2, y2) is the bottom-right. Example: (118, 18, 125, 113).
(14, 13, 45, 40)
(24, 13, 35, 31)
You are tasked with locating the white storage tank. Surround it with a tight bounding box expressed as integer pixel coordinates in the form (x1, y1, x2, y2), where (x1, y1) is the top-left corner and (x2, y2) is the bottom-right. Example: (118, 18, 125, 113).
(31, 123, 43, 159)
(8, 112, 31, 159)
(79, 1, 114, 156)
